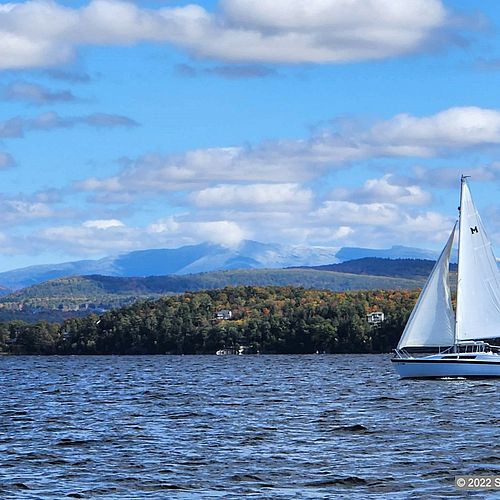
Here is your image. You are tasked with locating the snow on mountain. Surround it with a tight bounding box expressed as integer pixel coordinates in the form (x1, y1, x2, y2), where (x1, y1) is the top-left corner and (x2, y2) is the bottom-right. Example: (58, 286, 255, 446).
(0, 240, 444, 290)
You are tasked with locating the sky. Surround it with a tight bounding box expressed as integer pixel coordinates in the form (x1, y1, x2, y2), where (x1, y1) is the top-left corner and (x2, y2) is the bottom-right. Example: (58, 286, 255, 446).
(1, 0, 500, 271)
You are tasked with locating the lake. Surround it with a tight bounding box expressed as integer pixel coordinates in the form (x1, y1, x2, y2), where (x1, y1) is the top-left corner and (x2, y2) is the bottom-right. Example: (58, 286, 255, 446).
(1, 355, 499, 498)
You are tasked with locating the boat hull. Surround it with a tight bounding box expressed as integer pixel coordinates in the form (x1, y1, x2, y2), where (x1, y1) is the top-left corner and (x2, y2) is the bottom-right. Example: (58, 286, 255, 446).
(392, 357, 500, 379)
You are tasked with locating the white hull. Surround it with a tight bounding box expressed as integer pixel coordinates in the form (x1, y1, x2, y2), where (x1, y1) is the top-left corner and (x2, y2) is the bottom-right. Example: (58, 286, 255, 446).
(392, 353, 500, 379)
(393, 179, 500, 379)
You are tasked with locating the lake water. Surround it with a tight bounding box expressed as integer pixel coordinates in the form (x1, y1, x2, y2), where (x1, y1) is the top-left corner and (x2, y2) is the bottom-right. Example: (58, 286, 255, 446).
(1, 354, 499, 499)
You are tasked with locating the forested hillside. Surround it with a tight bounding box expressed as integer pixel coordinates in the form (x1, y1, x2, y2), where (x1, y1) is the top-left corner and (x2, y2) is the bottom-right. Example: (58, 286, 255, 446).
(0, 286, 419, 355)
(0, 268, 425, 322)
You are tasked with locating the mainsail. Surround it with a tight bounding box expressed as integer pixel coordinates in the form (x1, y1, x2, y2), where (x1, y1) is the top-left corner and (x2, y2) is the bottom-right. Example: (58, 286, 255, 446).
(455, 178, 500, 341)
(397, 224, 456, 349)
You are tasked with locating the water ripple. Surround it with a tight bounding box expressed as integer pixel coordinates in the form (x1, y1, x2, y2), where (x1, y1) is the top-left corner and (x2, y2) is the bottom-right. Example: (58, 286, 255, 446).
(0, 354, 499, 498)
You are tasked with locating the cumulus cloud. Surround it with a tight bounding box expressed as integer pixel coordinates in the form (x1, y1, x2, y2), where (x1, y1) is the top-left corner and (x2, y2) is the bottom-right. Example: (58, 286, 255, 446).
(27, 165, 469, 257)
(74, 106, 500, 203)
(12, 104, 500, 257)
(0, 199, 55, 225)
(147, 217, 250, 248)
(75, 144, 341, 201)
(186, 221, 249, 248)
(3, 81, 75, 104)
(0, 111, 137, 138)
(174, 0, 451, 63)
(37, 216, 250, 254)
(370, 107, 500, 152)
(312, 199, 454, 246)
(82, 219, 125, 229)
(334, 175, 432, 205)
(39, 222, 136, 254)
(313, 200, 401, 226)
(192, 183, 312, 209)
(0, 0, 457, 70)
(151, 192, 453, 252)
(32, 196, 458, 257)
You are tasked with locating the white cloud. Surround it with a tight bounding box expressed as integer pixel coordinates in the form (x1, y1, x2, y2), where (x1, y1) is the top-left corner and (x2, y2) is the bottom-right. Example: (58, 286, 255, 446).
(82, 219, 125, 229)
(39, 223, 136, 253)
(192, 183, 312, 209)
(215, 0, 447, 62)
(313, 200, 401, 226)
(147, 216, 180, 235)
(32, 196, 458, 258)
(370, 107, 500, 152)
(75, 145, 339, 200)
(0, 0, 455, 69)
(334, 174, 432, 205)
(148, 217, 249, 248)
(189, 221, 249, 248)
(401, 210, 453, 240)
(74, 106, 500, 203)
(0, 199, 54, 225)
(222, 0, 444, 31)
(0, 1, 76, 69)
(311, 197, 454, 246)
(37, 216, 249, 255)
(12, 103, 500, 258)
(304, 225, 355, 241)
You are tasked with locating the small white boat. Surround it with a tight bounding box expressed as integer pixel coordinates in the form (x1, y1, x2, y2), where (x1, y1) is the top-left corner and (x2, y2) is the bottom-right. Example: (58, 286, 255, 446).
(392, 176, 500, 378)
(216, 348, 239, 355)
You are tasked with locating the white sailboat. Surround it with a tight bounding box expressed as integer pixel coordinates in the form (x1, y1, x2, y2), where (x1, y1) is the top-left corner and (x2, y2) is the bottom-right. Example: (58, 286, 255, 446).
(392, 176, 500, 378)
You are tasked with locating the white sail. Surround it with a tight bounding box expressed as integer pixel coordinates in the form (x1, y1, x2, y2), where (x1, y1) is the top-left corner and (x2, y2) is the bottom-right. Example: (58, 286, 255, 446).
(455, 178, 500, 342)
(397, 224, 456, 349)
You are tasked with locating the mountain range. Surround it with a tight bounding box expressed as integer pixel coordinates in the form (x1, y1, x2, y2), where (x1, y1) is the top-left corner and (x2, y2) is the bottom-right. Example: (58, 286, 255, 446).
(0, 240, 443, 291)
(0, 261, 429, 323)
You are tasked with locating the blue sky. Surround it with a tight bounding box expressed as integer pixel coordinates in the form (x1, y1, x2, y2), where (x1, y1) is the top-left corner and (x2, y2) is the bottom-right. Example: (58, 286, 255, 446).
(1, 0, 500, 271)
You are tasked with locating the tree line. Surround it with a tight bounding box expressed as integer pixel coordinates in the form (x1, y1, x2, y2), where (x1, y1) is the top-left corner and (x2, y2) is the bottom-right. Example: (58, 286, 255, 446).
(0, 286, 419, 355)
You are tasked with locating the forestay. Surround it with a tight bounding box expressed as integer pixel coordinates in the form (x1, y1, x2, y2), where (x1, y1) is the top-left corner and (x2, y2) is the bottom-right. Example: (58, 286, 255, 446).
(455, 179, 500, 342)
(397, 224, 456, 349)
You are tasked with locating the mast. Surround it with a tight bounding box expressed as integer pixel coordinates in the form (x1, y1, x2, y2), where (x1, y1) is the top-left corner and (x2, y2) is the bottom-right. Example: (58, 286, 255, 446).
(455, 175, 469, 350)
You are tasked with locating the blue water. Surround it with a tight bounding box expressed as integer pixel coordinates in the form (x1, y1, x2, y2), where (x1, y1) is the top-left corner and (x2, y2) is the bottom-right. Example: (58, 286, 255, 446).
(0, 355, 499, 499)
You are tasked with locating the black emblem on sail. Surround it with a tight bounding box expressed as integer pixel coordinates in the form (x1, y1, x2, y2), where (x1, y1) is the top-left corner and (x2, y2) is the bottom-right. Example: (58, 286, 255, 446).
(470, 226, 478, 234)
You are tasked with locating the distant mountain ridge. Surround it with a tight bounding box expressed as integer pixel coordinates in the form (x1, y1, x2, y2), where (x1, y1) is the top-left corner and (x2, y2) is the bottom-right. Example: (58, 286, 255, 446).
(295, 257, 458, 279)
(0, 240, 443, 291)
(0, 265, 427, 322)
(336, 245, 440, 261)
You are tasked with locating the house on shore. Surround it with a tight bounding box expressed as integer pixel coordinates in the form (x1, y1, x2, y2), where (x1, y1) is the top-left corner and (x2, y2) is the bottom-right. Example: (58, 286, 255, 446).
(215, 309, 232, 320)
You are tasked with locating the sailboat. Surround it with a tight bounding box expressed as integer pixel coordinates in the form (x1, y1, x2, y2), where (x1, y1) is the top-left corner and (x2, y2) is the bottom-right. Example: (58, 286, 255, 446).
(392, 176, 500, 378)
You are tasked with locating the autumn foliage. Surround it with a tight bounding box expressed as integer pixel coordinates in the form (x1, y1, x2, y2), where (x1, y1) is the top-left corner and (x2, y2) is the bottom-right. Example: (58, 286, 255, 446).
(0, 286, 420, 355)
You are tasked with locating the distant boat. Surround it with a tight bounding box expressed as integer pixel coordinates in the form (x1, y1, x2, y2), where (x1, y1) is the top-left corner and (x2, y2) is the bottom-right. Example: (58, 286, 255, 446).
(392, 176, 500, 378)
(216, 348, 239, 356)
(216, 345, 250, 355)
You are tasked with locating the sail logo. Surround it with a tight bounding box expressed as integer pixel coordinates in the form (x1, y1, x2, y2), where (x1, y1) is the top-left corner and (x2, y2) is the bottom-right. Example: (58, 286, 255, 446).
(470, 226, 479, 234)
